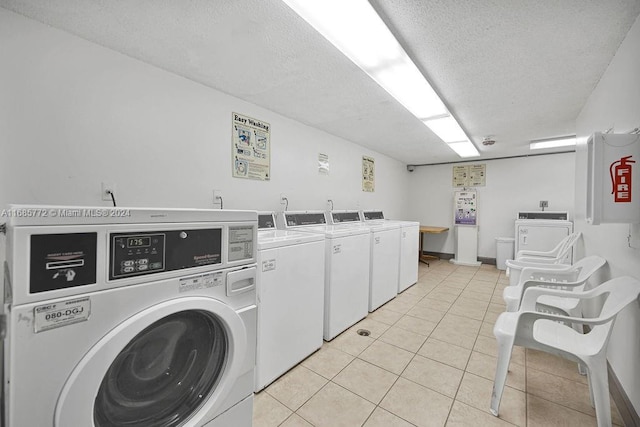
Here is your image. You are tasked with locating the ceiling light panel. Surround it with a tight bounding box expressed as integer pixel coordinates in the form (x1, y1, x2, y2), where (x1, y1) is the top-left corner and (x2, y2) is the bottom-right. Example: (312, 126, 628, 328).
(448, 141, 480, 158)
(530, 136, 577, 150)
(423, 116, 469, 143)
(283, 0, 477, 157)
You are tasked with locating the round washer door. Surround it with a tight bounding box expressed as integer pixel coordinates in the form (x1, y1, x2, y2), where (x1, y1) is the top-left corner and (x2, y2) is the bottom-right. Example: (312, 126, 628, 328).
(55, 297, 248, 427)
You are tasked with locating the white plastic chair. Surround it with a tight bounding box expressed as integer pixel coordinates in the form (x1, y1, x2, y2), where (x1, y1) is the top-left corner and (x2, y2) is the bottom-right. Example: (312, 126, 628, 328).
(515, 232, 582, 262)
(506, 233, 582, 287)
(490, 276, 640, 427)
(503, 255, 607, 313)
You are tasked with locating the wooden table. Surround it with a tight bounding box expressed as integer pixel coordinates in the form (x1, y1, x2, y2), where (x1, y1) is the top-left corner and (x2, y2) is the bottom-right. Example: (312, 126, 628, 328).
(419, 226, 450, 266)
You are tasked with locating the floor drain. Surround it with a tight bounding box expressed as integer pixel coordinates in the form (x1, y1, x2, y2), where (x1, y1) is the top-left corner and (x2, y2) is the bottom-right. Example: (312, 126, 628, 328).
(356, 329, 371, 336)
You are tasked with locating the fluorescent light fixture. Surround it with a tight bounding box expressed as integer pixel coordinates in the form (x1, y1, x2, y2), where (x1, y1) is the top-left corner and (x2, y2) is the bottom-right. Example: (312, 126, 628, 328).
(282, 0, 447, 117)
(371, 59, 447, 119)
(423, 115, 469, 143)
(530, 136, 577, 150)
(282, 0, 477, 157)
(282, 0, 402, 69)
(448, 141, 480, 158)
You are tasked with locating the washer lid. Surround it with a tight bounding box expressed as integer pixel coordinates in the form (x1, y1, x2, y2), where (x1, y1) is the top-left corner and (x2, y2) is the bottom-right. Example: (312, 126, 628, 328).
(258, 229, 324, 249)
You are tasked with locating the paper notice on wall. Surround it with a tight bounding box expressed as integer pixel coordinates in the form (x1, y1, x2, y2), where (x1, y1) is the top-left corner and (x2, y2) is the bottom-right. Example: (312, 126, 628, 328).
(362, 156, 375, 192)
(452, 164, 486, 187)
(319, 153, 330, 175)
(469, 164, 486, 186)
(232, 112, 270, 180)
(453, 166, 467, 187)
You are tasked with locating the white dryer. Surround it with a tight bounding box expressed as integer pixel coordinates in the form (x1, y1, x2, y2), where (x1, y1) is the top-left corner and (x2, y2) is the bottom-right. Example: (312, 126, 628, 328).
(277, 211, 370, 341)
(514, 211, 573, 262)
(255, 213, 324, 391)
(361, 210, 419, 293)
(2, 205, 257, 427)
(328, 211, 400, 312)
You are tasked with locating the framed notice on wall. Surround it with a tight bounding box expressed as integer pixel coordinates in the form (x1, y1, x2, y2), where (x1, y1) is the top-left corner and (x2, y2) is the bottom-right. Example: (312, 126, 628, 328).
(362, 156, 375, 192)
(232, 112, 271, 180)
(452, 164, 486, 187)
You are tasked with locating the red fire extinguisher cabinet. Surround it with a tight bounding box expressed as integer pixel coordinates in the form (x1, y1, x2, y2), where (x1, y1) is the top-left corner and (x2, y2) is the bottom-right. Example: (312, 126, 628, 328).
(587, 132, 640, 224)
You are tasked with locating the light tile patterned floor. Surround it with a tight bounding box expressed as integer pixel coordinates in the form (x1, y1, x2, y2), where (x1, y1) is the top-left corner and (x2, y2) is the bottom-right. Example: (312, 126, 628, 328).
(253, 261, 623, 427)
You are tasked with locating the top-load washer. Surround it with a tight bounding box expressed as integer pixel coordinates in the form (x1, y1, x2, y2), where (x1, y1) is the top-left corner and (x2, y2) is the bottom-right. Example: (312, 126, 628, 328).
(277, 211, 370, 340)
(255, 212, 325, 391)
(514, 211, 574, 263)
(328, 210, 401, 312)
(361, 210, 419, 293)
(2, 205, 257, 427)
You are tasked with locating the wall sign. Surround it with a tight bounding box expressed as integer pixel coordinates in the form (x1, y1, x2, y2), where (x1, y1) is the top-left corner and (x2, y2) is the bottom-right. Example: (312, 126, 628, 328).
(362, 156, 375, 192)
(454, 190, 478, 225)
(232, 112, 270, 180)
(318, 153, 330, 175)
(452, 164, 486, 187)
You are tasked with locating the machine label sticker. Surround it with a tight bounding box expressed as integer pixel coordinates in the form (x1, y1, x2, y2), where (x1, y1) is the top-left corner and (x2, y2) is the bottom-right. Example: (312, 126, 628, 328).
(262, 259, 276, 272)
(34, 296, 91, 333)
(179, 272, 223, 293)
(333, 244, 342, 254)
(228, 226, 254, 262)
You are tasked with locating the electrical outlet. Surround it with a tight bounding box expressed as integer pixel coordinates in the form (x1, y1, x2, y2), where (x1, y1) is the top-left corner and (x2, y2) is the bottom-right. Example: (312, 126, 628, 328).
(213, 190, 223, 204)
(102, 182, 116, 201)
(539, 200, 548, 208)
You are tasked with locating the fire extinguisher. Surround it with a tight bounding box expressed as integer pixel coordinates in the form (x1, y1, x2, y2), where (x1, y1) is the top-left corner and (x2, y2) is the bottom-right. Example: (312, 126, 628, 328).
(609, 155, 635, 202)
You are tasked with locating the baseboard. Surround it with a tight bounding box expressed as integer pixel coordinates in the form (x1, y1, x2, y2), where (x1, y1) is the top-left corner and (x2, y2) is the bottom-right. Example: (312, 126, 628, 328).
(422, 251, 453, 261)
(421, 252, 497, 266)
(609, 362, 639, 426)
(478, 256, 497, 266)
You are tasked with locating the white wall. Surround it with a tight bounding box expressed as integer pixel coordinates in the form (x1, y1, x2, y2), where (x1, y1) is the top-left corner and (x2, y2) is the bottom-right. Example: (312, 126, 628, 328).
(0, 8, 409, 216)
(407, 154, 575, 258)
(574, 14, 640, 414)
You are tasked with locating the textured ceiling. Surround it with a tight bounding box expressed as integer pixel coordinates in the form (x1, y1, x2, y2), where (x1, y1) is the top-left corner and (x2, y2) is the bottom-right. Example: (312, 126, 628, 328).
(2, 0, 639, 164)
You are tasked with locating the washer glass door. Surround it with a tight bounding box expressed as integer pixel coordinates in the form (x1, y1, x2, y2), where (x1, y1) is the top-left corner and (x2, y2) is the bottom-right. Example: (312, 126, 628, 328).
(94, 310, 227, 427)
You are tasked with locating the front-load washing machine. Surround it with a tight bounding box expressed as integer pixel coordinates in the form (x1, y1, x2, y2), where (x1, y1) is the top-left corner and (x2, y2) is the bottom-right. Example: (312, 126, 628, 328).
(361, 210, 420, 293)
(328, 211, 401, 312)
(255, 212, 325, 391)
(277, 211, 370, 340)
(2, 205, 257, 427)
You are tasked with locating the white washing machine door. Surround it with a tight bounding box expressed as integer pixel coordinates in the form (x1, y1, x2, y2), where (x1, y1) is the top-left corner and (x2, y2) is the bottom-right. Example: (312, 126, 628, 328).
(54, 296, 247, 427)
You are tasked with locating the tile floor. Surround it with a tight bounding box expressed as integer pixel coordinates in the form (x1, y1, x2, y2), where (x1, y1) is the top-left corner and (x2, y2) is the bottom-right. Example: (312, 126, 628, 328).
(253, 260, 623, 427)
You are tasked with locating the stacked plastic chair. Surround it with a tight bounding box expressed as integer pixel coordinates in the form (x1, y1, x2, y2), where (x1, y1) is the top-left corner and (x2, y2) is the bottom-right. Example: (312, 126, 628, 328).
(505, 232, 582, 287)
(490, 276, 640, 427)
(503, 255, 607, 313)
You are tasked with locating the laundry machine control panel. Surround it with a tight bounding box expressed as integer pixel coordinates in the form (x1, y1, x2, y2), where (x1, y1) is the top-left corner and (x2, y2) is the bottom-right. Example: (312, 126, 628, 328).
(110, 228, 223, 280)
(111, 232, 166, 279)
(283, 213, 326, 227)
(331, 211, 361, 223)
(363, 211, 385, 220)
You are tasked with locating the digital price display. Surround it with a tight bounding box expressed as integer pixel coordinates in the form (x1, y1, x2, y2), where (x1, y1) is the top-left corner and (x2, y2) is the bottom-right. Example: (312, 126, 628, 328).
(127, 237, 151, 248)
